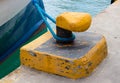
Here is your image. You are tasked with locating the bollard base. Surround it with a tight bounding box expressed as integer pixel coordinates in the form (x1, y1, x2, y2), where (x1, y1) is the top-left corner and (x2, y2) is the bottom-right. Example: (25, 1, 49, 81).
(20, 32, 107, 79)
(56, 26, 73, 44)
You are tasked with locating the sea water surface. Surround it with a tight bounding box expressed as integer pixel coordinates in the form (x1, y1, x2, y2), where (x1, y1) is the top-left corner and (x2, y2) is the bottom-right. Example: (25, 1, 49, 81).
(43, 0, 111, 16)
(43, 0, 111, 27)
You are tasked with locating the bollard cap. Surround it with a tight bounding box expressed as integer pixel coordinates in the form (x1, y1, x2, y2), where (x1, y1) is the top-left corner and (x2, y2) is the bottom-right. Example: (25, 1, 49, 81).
(56, 12, 92, 32)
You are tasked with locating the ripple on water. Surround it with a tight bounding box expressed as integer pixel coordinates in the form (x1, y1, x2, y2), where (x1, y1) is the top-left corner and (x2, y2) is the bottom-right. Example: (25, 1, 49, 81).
(43, 0, 111, 27)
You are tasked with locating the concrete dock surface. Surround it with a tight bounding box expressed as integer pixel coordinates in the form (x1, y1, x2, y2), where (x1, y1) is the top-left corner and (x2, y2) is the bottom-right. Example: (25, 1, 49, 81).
(0, 0, 120, 83)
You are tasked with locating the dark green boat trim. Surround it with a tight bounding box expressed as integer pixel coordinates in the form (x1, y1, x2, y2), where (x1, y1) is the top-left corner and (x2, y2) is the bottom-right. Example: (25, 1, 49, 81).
(0, 27, 47, 79)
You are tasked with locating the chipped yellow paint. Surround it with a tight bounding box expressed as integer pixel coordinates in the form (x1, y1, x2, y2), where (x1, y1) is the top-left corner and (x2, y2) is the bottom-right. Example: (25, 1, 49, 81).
(20, 32, 107, 79)
(74, 37, 107, 78)
(56, 12, 92, 32)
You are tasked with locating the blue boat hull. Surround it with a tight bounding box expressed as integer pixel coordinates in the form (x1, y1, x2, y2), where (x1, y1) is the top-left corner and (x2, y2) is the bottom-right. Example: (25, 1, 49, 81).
(0, 0, 47, 79)
(0, 0, 45, 59)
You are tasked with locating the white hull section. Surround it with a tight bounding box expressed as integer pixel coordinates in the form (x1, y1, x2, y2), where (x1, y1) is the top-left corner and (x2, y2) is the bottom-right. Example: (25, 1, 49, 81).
(0, 0, 30, 26)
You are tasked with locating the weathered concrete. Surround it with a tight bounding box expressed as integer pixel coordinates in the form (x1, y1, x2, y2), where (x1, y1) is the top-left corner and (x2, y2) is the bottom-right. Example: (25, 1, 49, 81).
(0, 0, 120, 83)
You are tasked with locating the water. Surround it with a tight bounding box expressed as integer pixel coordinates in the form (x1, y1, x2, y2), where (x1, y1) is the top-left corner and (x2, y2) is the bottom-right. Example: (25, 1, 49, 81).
(43, 0, 111, 27)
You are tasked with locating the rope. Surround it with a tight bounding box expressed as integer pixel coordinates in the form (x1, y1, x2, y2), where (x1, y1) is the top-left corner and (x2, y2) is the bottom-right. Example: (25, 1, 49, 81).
(32, 0, 56, 23)
(32, 0, 75, 42)
(0, 0, 75, 61)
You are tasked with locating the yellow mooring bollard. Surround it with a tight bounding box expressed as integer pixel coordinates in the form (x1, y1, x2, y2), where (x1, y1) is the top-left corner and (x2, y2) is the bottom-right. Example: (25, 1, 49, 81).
(20, 12, 107, 79)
